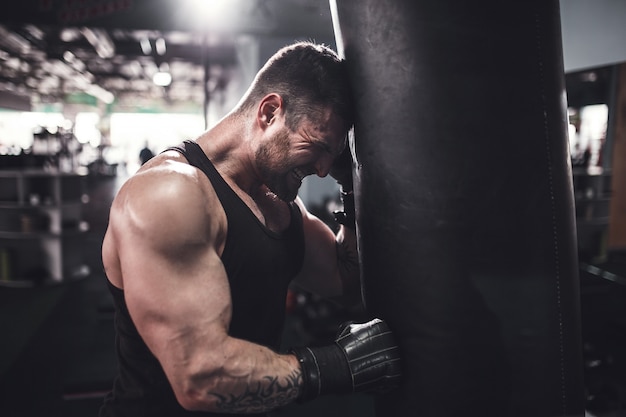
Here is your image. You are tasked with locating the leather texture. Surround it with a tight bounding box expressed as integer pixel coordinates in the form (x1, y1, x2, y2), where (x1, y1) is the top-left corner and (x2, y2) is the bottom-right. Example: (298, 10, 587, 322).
(331, 0, 585, 416)
(335, 318, 402, 393)
(291, 318, 401, 401)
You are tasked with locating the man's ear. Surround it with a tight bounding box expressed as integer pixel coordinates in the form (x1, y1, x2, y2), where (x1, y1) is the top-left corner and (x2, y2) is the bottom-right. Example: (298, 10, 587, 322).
(257, 94, 282, 129)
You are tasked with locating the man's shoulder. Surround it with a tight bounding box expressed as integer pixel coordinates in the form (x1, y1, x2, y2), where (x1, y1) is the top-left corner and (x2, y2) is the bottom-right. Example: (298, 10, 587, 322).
(111, 161, 227, 251)
(116, 157, 223, 223)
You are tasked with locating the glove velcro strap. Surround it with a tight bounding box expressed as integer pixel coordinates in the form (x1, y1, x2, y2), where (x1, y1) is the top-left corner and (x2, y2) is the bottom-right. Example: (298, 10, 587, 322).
(290, 345, 352, 402)
(291, 347, 320, 402)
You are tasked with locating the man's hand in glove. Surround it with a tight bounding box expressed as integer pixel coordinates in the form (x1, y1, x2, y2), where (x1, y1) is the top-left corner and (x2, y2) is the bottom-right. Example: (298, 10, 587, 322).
(291, 318, 402, 402)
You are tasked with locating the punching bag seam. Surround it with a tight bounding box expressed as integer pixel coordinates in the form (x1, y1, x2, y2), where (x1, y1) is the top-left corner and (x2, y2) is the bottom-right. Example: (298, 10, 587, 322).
(534, 8, 568, 416)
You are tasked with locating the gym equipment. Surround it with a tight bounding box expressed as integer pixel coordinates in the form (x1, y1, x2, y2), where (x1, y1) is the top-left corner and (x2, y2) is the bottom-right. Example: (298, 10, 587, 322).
(330, 0, 585, 415)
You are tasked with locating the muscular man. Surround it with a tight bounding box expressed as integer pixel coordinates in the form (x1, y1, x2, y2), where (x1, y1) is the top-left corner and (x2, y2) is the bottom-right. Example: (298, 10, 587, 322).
(100, 42, 401, 417)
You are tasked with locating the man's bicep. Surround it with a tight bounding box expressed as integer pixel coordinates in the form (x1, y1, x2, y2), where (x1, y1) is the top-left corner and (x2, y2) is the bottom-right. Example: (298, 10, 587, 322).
(113, 185, 233, 361)
(293, 200, 343, 298)
(120, 229, 233, 360)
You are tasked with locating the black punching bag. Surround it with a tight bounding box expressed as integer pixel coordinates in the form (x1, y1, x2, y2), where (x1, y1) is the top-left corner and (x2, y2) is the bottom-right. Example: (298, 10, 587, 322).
(330, 0, 585, 416)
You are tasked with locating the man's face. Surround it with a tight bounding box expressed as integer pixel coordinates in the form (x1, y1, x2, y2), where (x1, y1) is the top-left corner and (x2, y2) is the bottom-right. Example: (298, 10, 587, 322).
(255, 110, 348, 202)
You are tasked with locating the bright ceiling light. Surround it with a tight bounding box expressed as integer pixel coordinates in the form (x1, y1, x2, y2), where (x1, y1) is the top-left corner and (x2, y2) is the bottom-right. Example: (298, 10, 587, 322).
(155, 37, 166, 55)
(63, 50, 75, 63)
(153, 71, 172, 87)
(140, 38, 152, 55)
(81, 28, 115, 59)
(187, 0, 231, 24)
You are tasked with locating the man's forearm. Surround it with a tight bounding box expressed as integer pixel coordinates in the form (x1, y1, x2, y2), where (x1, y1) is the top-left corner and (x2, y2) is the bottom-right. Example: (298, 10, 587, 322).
(206, 360, 302, 413)
(175, 341, 303, 413)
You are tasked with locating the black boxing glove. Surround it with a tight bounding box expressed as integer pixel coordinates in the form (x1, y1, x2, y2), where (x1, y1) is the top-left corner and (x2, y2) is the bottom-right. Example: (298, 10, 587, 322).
(291, 318, 402, 402)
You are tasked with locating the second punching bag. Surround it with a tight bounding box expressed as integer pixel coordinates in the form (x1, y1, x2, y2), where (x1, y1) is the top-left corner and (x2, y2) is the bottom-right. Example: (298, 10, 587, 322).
(330, 0, 585, 416)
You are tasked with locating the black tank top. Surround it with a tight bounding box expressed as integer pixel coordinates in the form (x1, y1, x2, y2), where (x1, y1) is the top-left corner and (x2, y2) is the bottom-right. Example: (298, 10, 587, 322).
(99, 140, 305, 417)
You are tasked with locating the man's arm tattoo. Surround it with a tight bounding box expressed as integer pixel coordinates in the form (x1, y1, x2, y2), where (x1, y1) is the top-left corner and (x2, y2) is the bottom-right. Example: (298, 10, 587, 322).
(209, 369, 302, 413)
(336, 238, 359, 284)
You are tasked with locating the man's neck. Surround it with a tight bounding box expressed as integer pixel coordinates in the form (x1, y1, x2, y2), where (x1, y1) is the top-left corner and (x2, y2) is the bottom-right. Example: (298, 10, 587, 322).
(196, 116, 262, 196)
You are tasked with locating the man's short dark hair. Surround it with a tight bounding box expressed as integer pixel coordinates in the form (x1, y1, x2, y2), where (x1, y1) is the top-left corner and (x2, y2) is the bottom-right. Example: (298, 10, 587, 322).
(239, 41, 354, 130)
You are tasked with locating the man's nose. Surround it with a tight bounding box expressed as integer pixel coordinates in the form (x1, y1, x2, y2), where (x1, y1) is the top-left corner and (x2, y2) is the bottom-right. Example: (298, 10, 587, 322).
(315, 154, 334, 177)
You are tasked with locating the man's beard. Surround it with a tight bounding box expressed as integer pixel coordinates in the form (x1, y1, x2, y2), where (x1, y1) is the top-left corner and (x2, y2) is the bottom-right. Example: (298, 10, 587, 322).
(255, 129, 300, 202)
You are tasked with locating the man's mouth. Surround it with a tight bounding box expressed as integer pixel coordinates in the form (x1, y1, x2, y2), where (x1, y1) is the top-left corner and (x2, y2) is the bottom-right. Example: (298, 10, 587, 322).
(293, 168, 306, 182)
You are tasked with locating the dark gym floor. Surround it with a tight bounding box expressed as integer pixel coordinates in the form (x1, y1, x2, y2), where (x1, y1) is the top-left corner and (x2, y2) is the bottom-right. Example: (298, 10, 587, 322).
(0, 173, 625, 417)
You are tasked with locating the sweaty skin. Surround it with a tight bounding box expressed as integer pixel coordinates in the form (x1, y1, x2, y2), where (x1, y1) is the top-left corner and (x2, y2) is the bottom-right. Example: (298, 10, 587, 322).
(101, 94, 359, 413)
